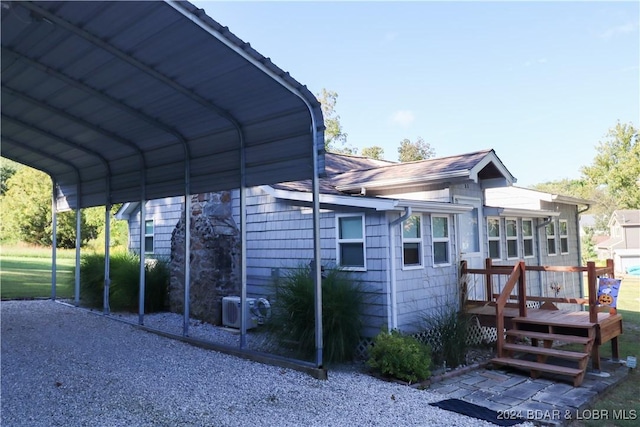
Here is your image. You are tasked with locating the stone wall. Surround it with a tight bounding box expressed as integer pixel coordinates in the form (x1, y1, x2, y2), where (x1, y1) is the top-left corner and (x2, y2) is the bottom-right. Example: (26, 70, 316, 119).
(169, 192, 240, 325)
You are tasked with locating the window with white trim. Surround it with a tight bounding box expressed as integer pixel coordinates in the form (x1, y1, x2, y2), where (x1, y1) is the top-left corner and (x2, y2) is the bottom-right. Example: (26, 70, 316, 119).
(144, 219, 154, 253)
(337, 214, 366, 269)
(432, 215, 450, 265)
(522, 219, 535, 258)
(487, 217, 501, 260)
(402, 215, 422, 268)
(559, 219, 569, 254)
(506, 218, 519, 259)
(546, 221, 557, 256)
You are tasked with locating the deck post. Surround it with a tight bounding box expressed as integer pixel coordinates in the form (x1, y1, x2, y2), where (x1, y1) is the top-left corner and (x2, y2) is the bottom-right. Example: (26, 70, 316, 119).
(607, 259, 615, 279)
(517, 261, 527, 318)
(485, 258, 493, 302)
(459, 261, 468, 309)
(587, 261, 597, 323)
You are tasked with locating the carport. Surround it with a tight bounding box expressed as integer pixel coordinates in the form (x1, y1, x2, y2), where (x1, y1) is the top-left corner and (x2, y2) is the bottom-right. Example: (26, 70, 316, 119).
(1, 1, 326, 370)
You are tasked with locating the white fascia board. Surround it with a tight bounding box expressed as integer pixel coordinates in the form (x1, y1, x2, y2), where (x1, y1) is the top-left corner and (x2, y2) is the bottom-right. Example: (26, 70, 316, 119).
(469, 151, 516, 185)
(334, 170, 469, 192)
(484, 206, 561, 218)
(397, 200, 474, 214)
(115, 202, 140, 220)
(260, 186, 399, 211)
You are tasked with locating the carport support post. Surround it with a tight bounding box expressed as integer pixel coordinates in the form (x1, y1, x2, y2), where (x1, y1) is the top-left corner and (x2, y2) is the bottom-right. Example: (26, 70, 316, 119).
(74, 186, 81, 306)
(312, 137, 323, 368)
(183, 194, 191, 336)
(138, 200, 146, 325)
(51, 178, 57, 300)
(103, 204, 111, 314)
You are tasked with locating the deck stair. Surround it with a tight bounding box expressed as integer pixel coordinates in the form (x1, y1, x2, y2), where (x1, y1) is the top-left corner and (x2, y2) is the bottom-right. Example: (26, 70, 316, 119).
(491, 315, 595, 387)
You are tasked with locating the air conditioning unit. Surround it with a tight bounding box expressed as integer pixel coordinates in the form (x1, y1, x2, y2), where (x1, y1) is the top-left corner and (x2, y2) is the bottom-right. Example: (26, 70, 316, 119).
(222, 296, 258, 329)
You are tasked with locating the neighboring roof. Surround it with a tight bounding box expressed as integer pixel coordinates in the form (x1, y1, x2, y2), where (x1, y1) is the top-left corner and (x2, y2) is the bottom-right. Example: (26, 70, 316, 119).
(273, 149, 515, 195)
(1, 1, 324, 210)
(596, 237, 624, 250)
(609, 210, 640, 227)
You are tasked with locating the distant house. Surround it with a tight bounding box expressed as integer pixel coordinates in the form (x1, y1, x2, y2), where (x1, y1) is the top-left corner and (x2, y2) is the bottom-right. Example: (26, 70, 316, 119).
(117, 150, 589, 337)
(596, 210, 640, 273)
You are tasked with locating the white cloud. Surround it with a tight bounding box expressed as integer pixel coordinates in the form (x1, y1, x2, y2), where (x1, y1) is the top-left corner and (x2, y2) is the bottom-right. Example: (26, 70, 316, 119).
(389, 110, 415, 127)
(599, 23, 636, 39)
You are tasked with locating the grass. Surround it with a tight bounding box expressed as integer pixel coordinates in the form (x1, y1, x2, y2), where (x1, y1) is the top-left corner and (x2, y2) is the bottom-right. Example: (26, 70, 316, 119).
(1, 244, 76, 299)
(568, 274, 640, 427)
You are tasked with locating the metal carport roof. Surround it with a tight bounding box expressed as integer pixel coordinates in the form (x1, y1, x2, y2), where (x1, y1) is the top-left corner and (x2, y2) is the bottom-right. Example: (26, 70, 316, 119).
(1, 0, 325, 209)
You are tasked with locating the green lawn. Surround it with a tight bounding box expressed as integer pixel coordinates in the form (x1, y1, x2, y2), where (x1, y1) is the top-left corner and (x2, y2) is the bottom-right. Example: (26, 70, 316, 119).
(1, 245, 76, 299)
(569, 275, 640, 427)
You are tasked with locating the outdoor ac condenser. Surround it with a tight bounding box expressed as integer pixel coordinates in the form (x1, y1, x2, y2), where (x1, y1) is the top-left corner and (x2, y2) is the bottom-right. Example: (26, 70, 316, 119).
(222, 296, 258, 329)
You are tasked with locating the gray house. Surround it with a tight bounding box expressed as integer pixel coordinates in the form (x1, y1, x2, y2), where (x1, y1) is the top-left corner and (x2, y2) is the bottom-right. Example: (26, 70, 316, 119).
(117, 150, 589, 337)
(596, 210, 640, 273)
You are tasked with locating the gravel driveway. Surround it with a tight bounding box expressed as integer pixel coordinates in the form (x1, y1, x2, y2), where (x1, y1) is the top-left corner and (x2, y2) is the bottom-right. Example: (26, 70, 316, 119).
(2, 300, 502, 427)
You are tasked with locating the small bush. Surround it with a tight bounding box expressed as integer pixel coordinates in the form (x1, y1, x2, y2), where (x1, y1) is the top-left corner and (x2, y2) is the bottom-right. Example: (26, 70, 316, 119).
(76, 252, 169, 312)
(367, 330, 431, 384)
(421, 306, 471, 368)
(267, 264, 364, 365)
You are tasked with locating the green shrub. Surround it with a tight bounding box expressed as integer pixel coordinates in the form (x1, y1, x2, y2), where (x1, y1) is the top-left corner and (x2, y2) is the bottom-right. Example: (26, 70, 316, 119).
(367, 330, 431, 383)
(76, 252, 168, 312)
(421, 306, 471, 368)
(267, 264, 364, 365)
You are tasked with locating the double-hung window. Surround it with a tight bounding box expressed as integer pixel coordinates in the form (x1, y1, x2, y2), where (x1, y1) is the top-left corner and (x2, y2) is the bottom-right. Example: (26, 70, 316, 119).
(506, 218, 519, 259)
(402, 215, 422, 268)
(145, 219, 154, 253)
(522, 219, 535, 258)
(432, 215, 450, 265)
(337, 214, 366, 269)
(487, 217, 501, 260)
(546, 221, 557, 256)
(559, 219, 569, 254)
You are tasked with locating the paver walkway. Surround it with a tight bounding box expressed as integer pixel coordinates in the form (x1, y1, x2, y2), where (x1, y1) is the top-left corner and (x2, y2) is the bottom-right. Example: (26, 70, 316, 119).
(427, 358, 630, 426)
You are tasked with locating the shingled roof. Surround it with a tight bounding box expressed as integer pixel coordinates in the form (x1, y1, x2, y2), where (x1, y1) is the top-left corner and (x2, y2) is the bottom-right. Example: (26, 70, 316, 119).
(272, 149, 515, 195)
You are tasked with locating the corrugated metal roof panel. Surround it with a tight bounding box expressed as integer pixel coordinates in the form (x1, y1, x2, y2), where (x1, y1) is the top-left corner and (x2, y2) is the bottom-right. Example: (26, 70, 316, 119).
(2, 0, 324, 209)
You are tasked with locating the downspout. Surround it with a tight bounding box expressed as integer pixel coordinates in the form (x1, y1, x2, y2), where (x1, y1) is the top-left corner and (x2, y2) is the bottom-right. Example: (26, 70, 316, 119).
(387, 207, 412, 331)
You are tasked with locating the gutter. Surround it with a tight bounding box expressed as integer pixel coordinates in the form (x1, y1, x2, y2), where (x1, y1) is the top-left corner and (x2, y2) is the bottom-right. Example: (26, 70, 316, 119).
(387, 207, 412, 331)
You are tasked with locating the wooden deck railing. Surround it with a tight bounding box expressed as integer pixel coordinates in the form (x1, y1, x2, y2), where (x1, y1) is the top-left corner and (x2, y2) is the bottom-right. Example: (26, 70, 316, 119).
(460, 259, 615, 357)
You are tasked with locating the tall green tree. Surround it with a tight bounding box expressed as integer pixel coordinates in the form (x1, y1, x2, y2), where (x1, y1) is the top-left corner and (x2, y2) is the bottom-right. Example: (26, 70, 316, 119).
(1, 157, 22, 196)
(361, 146, 385, 160)
(582, 121, 639, 209)
(398, 137, 435, 162)
(317, 88, 358, 155)
(1, 166, 97, 248)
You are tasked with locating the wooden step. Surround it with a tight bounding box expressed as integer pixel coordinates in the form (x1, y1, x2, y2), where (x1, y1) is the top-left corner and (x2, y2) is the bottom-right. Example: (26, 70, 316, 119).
(506, 330, 592, 345)
(502, 343, 588, 361)
(491, 357, 583, 377)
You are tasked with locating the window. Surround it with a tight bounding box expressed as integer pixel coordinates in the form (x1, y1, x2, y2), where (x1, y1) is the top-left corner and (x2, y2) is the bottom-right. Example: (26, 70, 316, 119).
(546, 221, 557, 256)
(402, 215, 422, 268)
(432, 215, 450, 265)
(522, 219, 534, 258)
(506, 218, 519, 259)
(144, 219, 154, 253)
(487, 218, 501, 260)
(559, 219, 569, 254)
(337, 215, 365, 269)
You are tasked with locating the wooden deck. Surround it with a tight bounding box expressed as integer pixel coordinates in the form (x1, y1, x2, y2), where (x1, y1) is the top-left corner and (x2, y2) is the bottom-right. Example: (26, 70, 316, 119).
(461, 259, 623, 386)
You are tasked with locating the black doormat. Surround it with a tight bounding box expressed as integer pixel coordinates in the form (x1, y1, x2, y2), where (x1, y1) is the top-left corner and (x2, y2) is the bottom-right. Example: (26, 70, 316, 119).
(429, 399, 523, 426)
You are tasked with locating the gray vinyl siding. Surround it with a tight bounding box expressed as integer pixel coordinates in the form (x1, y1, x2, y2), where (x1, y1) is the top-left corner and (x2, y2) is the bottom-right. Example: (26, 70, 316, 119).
(243, 187, 390, 337)
(127, 196, 184, 259)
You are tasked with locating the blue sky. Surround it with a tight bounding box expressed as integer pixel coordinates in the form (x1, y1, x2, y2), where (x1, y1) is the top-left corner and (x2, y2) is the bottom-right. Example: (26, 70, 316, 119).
(195, 1, 639, 187)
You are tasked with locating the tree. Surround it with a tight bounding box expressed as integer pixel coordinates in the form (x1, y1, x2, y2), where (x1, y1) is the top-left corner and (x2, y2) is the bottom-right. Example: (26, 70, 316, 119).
(398, 137, 435, 162)
(1, 157, 22, 196)
(581, 122, 639, 210)
(1, 166, 97, 248)
(317, 88, 357, 155)
(361, 146, 384, 160)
